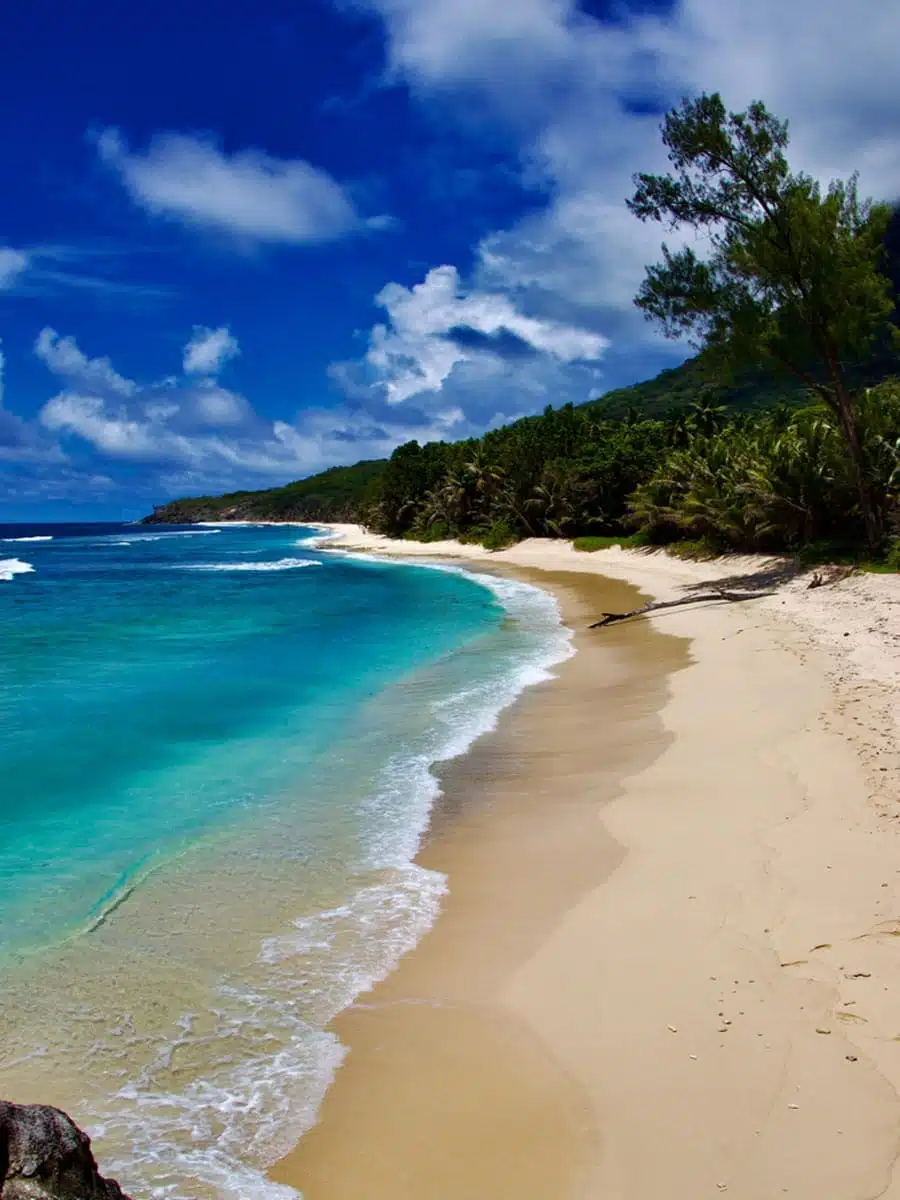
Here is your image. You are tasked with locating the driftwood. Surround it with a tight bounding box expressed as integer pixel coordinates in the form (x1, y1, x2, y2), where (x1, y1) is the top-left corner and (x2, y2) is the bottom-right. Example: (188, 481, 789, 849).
(589, 589, 776, 629)
(807, 565, 857, 589)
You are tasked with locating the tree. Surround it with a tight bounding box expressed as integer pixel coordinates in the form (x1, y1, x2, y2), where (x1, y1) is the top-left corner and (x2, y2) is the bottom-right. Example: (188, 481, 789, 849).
(628, 92, 896, 548)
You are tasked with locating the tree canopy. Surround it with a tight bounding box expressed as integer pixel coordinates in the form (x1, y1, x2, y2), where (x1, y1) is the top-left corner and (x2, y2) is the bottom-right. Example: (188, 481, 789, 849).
(628, 92, 897, 545)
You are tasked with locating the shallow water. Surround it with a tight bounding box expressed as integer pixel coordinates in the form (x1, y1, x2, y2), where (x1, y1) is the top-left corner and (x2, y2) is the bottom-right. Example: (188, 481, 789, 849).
(0, 522, 571, 1197)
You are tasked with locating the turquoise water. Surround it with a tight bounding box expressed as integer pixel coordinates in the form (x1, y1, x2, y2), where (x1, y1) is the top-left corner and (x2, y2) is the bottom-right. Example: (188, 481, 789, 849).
(0, 522, 571, 1198)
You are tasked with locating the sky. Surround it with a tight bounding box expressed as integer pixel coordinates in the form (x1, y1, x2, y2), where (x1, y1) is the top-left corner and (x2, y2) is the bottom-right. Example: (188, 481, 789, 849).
(2, 0, 900, 520)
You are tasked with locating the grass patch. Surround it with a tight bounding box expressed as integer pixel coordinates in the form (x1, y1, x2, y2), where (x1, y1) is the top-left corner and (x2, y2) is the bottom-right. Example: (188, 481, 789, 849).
(795, 536, 900, 572)
(859, 560, 900, 573)
(664, 538, 730, 561)
(572, 534, 644, 552)
(403, 522, 453, 543)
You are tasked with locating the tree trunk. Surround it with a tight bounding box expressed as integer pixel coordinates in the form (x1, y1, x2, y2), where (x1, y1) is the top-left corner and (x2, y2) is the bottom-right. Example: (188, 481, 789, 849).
(817, 337, 881, 552)
(834, 388, 881, 551)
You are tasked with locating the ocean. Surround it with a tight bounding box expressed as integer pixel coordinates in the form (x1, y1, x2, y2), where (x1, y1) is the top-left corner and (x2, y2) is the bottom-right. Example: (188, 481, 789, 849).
(0, 522, 571, 1198)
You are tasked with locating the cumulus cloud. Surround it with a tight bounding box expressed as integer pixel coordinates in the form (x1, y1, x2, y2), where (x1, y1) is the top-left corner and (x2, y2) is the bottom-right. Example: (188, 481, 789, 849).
(96, 128, 367, 245)
(40, 393, 166, 459)
(362, 0, 900, 197)
(22, 308, 598, 497)
(352, 264, 606, 409)
(29, 325, 455, 492)
(35, 328, 137, 397)
(192, 382, 251, 426)
(0, 247, 29, 290)
(183, 325, 240, 375)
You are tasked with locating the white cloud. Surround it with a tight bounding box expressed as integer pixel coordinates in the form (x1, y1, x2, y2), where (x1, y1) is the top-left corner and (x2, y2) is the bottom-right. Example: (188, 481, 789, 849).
(361, 0, 900, 198)
(0, 248, 29, 290)
(29, 325, 443, 488)
(331, 264, 607, 432)
(0, 243, 168, 301)
(96, 128, 364, 245)
(40, 393, 167, 459)
(183, 325, 240, 375)
(340, 0, 900, 412)
(35, 327, 137, 397)
(22, 313, 598, 495)
(357, 264, 606, 407)
(191, 382, 250, 426)
(37, 384, 447, 485)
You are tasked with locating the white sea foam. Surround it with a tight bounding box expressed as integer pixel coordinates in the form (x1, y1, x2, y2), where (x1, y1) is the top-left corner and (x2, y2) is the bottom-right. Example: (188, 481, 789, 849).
(356, 565, 574, 868)
(297, 527, 343, 549)
(100, 867, 446, 1199)
(114, 530, 223, 545)
(1, 535, 53, 542)
(86, 561, 572, 1199)
(0, 558, 35, 582)
(177, 558, 322, 572)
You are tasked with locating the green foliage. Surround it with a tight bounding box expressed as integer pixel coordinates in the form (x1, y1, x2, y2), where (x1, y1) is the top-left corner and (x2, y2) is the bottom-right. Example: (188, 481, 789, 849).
(572, 535, 646, 552)
(885, 538, 900, 571)
(145, 460, 387, 524)
(145, 376, 900, 564)
(480, 519, 520, 551)
(629, 92, 898, 546)
(627, 387, 900, 553)
(404, 520, 452, 543)
(362, 402, 675, 543)
(629, 94, 895, 378)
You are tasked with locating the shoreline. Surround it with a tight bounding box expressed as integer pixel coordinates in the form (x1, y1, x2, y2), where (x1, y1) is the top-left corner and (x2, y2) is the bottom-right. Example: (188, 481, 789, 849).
(270, 527, 900, 1199)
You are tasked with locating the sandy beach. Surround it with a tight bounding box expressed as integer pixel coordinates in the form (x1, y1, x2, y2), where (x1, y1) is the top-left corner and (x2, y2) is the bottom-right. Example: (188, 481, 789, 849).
(271, 528, 900, 1199)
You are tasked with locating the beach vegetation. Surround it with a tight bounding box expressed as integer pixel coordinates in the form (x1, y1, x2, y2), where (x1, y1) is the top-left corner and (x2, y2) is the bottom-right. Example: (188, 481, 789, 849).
(480, 519, 520, 551)
(572, 535, 646, 552)
(628, 92, 898, 549)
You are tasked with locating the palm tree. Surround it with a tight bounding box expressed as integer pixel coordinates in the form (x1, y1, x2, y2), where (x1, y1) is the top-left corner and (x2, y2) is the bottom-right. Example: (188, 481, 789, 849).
(687, 392, 729, 438)
(527, 477, 577, 536)
(462, 449, 506, 517)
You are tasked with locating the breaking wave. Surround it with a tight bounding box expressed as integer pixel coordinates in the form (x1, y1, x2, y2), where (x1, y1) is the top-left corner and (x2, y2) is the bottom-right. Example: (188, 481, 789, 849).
(176, 558, 323, 572)
(0, 558, 35, 582)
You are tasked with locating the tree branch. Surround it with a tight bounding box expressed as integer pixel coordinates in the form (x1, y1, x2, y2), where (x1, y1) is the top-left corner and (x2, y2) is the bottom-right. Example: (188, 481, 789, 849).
(589, 589, 775, 628)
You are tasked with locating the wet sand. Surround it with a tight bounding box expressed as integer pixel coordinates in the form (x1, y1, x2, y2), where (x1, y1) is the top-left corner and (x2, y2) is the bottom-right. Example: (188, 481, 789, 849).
(270, 569, 688, 1197)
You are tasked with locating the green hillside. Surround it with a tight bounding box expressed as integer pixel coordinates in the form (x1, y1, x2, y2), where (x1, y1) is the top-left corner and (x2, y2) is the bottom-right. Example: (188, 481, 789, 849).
(143, 353, 822, 526)
(143, 459, 386, 524)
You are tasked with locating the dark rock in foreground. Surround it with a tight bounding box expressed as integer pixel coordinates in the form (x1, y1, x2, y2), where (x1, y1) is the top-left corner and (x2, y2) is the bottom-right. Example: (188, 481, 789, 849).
(0, 1102, 132, 1200)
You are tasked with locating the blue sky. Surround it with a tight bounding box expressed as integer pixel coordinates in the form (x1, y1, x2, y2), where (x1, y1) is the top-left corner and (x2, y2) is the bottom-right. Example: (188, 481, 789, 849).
(2, 0, 899, 520)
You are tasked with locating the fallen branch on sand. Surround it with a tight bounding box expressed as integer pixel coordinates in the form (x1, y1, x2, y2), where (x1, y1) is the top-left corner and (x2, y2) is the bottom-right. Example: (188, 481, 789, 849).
(589, 589, 776, 629)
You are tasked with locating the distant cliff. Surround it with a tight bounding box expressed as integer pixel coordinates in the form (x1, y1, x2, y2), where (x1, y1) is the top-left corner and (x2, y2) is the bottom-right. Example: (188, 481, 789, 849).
(0, 1101, 133, 1199)
(143, 459, 387, 525)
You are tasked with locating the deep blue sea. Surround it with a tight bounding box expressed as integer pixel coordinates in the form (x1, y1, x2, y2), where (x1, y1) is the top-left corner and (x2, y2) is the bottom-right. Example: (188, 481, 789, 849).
(0, 521, 570, 1198)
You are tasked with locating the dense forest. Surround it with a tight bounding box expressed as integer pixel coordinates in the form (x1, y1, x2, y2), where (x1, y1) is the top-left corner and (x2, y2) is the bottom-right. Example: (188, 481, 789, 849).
(145, 373, 900, 564)
(147, 96, 900, 566)
(146, 460, 386, 526)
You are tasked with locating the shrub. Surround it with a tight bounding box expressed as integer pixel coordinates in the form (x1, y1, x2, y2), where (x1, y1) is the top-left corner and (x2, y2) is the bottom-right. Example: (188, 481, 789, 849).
(481, 520, 520, 551)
